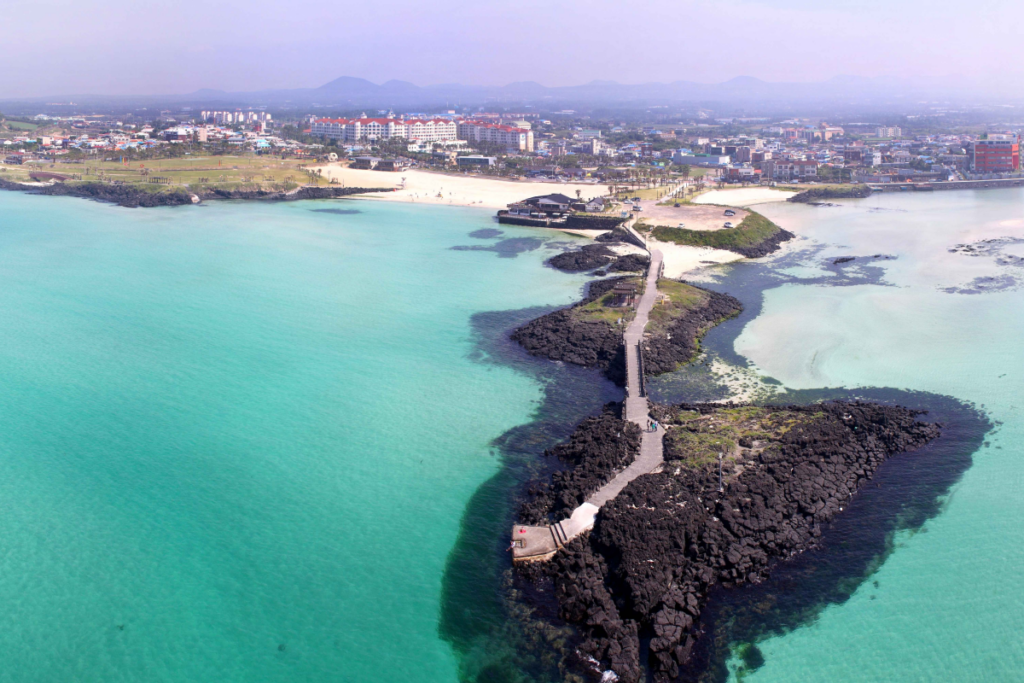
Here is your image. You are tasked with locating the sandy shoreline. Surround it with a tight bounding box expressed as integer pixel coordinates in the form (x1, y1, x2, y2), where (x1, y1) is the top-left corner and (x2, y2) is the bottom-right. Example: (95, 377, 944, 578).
(694, 187, 796, 206)
(311, 163, 605, 210)
(311, 165, 791, 280)
(648, 237, 745, 279)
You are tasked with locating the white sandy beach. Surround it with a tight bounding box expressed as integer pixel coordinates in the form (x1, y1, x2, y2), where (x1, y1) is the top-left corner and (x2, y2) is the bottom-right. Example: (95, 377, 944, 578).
(648, 237, 745, 279)
(312, 164, 605, 209)
(311, 163, 779, 280)
(694, 187, 796, 206)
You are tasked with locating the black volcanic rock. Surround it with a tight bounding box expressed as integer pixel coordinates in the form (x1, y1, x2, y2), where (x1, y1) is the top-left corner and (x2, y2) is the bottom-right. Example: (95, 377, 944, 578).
(511, 279, 737, 384)
(608, 253, 650, 272)
(518, 405, 642, 525)
(642, 288, 742, 375)
(728, 226, 796, 258)
(547, 244, 617, 272)
(511, 277, 629, 384)
(519, 401, 941, 682)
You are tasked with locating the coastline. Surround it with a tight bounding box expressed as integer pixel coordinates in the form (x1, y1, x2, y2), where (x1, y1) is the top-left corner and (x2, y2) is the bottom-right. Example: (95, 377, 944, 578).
(0, 176, 394, 208)
(442, 192, 990, 682)
(310, 163, 607, 209)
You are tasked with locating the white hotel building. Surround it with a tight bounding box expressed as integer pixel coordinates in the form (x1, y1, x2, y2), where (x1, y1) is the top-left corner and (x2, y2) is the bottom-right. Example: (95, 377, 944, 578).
(310, 117, 457, 142)
(456, 120, 534, 152)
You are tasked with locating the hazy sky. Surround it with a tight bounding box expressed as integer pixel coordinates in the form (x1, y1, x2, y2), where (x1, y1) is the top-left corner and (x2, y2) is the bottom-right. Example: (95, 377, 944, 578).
(2, 0, 1021, 98)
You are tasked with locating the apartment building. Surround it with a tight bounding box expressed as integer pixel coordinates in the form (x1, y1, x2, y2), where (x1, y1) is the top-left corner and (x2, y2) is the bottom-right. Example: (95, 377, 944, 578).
(201, 111, 272, 125)
(762, 158, 819, 180)
(456, 120, 534, 152)
(310, 117, 457, 142)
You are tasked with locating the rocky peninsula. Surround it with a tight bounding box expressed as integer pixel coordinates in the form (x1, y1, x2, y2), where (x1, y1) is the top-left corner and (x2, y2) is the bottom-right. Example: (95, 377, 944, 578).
(547, 244, 650, 273)
(511, 277, 741, 384)
(516, 401, 941, 682)
(649, 211, 795, 259)
(787, 185, 873, 203)
(0, 177, 390, 208)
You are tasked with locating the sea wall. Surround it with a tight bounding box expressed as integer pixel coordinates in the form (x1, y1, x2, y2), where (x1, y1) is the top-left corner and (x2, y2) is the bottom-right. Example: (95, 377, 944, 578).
(497, 213, 562, 227)
(565, 213, 627, 230)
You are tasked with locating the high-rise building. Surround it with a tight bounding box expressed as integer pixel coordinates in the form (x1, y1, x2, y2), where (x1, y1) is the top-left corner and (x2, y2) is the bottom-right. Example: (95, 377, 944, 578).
(970, 135, 1020, 173)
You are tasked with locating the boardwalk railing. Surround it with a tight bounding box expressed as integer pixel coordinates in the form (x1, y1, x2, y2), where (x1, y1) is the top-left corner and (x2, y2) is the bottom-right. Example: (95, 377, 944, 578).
(636, 343, 647, 398)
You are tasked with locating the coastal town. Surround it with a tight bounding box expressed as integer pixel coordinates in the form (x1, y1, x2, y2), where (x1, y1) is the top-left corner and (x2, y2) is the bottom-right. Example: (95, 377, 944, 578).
(4, 0, 1024, 677)
(3, 105, 1022, 199)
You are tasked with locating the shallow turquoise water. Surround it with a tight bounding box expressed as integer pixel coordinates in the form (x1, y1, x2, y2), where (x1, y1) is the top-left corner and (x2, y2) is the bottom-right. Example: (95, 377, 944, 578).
(0, 192, 588, 682)
(724, 190, 1024, 681)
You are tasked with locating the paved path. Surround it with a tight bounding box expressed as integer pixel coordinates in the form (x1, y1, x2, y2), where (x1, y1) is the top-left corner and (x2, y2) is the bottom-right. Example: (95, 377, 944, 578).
(513, 248, 666, 562)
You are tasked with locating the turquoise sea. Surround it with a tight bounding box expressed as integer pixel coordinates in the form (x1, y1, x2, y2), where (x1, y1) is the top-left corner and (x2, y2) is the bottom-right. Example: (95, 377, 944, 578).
(708, 190, 1024, 681)
(0, 191, 598, 682)
(2, 186, 1024, 682)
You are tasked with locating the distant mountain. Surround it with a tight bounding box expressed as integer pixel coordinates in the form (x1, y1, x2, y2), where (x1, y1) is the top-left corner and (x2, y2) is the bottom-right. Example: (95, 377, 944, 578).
(0, 74, 1001, 111)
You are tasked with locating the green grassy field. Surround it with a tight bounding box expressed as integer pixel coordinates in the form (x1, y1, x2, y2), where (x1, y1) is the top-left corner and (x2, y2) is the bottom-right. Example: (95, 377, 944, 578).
(648, 279, 707, 333)
(1, 155, 321, 192)
(4, 120, 39, 131)
(663, 406, 824, 471)
(573, 278, 642, 324)
(649, 211, 781, 252)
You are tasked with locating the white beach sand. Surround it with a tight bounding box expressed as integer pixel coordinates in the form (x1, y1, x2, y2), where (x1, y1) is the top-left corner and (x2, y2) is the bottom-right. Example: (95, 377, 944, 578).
(311, 164, 605, 209)
(647, 237, 745, 279)
(310, 164, 773, 281)
(694, 187, 796, 207)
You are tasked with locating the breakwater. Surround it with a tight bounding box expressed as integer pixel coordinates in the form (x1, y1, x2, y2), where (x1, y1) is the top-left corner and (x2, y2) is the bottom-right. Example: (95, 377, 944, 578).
(870, 177, 1024, 192)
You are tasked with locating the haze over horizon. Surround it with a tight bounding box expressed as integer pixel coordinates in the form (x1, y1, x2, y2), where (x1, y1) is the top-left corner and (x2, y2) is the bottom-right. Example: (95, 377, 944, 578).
(3, 0, 1022, 100)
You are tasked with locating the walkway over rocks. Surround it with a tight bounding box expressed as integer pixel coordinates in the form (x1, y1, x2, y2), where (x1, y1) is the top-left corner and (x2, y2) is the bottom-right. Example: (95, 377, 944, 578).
(512, 243, 666, 562)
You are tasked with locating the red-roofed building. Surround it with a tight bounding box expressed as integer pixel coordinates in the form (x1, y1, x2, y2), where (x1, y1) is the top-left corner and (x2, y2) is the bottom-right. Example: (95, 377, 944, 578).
(456, 120, 534, 152)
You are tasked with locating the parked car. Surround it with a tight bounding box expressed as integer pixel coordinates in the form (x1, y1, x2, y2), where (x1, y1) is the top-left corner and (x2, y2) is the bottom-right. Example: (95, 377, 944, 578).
(723, 221, 734, 228)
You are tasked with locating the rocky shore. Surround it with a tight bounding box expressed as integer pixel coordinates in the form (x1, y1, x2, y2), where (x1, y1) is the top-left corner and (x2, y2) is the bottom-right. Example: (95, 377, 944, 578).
(511, 277, 631, 383)
(511, 278, 740, 382)
(518, 406, 642, 525)
(727, 225, 796, 258)
(0, 178, 389, 208)
(547, 244, 650, 273)
(516, 401, 941, 682)
(643, 283, 742, 375)
(650, 212, 795, 259)
(787, 186, 873, 203)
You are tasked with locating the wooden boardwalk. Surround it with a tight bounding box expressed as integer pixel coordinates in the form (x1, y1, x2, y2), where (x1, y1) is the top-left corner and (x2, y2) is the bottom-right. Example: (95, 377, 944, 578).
(513, 244, 666, 561)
